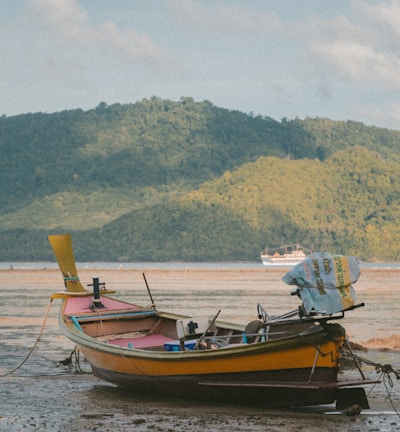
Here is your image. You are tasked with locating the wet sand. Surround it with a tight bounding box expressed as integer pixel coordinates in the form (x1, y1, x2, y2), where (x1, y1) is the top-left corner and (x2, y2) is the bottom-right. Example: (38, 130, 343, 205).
(1, 267, 400, 431)
(1, 373, 399, 432)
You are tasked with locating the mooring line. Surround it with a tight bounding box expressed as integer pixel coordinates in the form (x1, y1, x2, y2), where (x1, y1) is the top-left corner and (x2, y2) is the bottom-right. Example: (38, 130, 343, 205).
(382, 371, 400, 417)
(341, 347, 400, 418)
(0, 298, 54, 377)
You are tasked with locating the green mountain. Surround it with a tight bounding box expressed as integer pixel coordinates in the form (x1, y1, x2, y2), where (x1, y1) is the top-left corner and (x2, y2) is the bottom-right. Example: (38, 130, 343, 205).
(1, 97, 400, 262)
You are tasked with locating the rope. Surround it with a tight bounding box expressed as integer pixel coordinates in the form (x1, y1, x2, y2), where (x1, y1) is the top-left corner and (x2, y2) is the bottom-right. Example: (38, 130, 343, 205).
(382, 371, 400, 417)
(341, 347, 400, 418)
(342, 350, 400, 379)
(0, 298, 54, 377)
(58, 346, 86, 373)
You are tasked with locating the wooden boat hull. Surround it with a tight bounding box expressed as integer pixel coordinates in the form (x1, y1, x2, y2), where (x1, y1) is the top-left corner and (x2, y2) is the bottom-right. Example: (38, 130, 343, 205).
(49, 234, 378, 408)
(57, 295, 362, 406)
(90, 366, 339, 406)
(74, 336, 341, 378)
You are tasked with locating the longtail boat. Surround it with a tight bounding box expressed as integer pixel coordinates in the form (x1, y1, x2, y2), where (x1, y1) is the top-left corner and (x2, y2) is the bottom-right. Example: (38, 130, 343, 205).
(49, 234, 379, 408)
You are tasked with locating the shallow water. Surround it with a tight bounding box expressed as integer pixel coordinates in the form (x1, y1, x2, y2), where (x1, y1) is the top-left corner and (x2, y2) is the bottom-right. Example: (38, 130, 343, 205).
(0, 267, 399, 431)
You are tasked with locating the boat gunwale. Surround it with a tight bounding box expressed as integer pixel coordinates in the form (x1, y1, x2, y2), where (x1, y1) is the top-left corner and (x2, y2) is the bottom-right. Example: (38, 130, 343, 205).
(59, 303, 343, 362)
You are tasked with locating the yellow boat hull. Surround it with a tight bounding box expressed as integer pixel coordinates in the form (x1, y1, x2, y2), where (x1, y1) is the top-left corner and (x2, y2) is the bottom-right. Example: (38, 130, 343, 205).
(50, 234, 377, 407)
(59, 306, 352, 406)
(76, 336, 341, 377)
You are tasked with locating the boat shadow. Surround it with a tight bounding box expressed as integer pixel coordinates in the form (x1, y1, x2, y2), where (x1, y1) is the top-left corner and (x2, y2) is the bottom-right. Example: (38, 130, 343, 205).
(82, 380, 338, 415)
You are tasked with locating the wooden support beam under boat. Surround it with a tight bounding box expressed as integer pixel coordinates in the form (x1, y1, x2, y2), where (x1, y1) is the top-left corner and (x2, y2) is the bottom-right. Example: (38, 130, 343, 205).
(198, 379, 380, 390)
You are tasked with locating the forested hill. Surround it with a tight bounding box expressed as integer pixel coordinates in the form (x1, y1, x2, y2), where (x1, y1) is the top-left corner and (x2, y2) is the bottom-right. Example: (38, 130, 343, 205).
(1, 97, 400, 262)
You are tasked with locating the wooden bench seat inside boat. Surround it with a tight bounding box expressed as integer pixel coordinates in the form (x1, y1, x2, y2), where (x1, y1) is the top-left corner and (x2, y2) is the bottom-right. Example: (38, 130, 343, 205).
(107, 333, 175, 349)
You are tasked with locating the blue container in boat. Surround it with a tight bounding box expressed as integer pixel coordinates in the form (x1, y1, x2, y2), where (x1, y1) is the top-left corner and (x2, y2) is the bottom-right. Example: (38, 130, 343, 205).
(164, 340, 197, 351)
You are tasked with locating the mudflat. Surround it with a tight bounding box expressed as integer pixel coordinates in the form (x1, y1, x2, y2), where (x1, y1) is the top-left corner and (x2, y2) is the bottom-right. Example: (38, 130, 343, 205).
(0, 267, 399, 431)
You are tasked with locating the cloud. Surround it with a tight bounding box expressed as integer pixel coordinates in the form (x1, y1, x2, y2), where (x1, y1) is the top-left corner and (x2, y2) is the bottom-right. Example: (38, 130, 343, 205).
(28, 0, 170, 67)
(352, 102, 400, 130)
(167, 0, 400, 91)
(1, 0, 399, 128)
(167, 0, 283, 36)
(31, 0, 87, 39)
(312, 40, 400, 88)
(359, 0, 400, 38)
(304, 0, 400, 90)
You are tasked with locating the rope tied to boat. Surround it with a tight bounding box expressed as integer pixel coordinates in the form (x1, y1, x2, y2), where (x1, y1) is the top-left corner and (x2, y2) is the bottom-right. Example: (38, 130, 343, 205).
(340, 347, 400, 417)
(0, 298, 54, 377)
(381, 369, 400, 417)
(342, 350, 400, 381)
(58, 346, 85, 373)
(0, 298, 87, 378)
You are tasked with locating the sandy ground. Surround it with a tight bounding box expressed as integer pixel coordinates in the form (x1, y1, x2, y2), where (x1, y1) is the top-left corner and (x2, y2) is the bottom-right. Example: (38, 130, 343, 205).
(1, 267, 400, 431)
(4, 266, 398, 348)
(1, 373, 400, 432)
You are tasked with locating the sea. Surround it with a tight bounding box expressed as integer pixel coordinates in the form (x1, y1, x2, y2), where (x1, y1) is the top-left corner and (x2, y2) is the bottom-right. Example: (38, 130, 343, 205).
(0, 262, 399, 431)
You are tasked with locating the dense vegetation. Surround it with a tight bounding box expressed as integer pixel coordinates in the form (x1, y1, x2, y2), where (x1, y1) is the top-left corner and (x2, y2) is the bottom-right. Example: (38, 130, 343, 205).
(1, 97, 400, 262)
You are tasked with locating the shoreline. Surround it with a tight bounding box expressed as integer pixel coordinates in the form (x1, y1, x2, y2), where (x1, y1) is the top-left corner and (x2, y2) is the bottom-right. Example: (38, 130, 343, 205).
(2, 267, 399, 350)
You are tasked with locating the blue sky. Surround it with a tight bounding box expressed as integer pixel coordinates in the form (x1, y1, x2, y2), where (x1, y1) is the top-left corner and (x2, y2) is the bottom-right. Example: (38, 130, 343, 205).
(1, 0, 400, 129)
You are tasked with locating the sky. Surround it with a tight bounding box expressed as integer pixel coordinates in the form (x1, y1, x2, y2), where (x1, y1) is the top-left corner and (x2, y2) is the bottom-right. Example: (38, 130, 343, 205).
(1, 0, 400, 129)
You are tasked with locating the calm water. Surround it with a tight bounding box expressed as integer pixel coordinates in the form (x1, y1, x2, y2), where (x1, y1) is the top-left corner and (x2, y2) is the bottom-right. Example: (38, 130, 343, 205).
(2, 261, 400, 270)
(0, 265, 399, 431)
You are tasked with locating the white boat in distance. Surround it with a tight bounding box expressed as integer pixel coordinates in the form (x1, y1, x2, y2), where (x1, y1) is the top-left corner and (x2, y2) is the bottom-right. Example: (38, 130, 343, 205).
(261, 244, 310, 266)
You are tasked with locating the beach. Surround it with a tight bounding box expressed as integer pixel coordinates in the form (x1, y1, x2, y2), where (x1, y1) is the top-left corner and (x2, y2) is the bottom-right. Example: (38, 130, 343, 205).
(0, 267, 399, 431)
